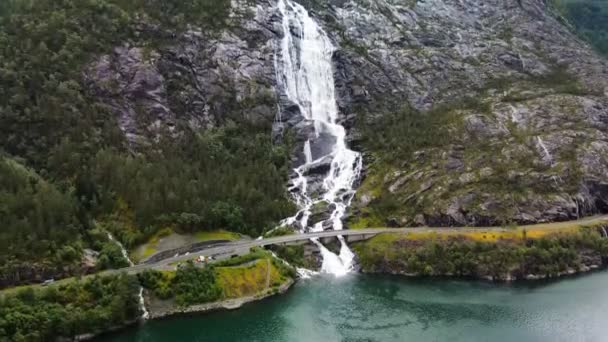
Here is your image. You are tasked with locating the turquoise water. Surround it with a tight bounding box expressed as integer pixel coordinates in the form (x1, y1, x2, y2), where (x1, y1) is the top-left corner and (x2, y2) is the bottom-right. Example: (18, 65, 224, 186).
(98, 272, 608, 342)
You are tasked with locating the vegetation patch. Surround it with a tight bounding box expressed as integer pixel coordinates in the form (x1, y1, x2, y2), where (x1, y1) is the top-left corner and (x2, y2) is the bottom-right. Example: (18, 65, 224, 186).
(352, 64, 592, 228)
(140, 250, 295, 306)
(0, 274, 140, 342)
(353, 227, 608, 280)
(270, 245, 317, 269)
(0, 0, 295, 287)
(139, 264, 221, 307)
(553, 0, 608, 56)
(216, 259, 283, 299)
(263, 226, 296, 238)
(194, 230, 240, 242)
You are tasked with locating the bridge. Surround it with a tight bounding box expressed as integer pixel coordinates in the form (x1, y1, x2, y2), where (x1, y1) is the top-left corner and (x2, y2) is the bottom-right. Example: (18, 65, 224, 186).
(124, 228, 393, 273)
(3, 215, 606, 293)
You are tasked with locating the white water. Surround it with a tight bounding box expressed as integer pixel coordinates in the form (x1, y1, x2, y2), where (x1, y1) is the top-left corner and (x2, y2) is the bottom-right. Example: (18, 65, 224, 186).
(296, 267, 319, 279)
(277, 0, 362, 276)
(107, 232, 134, 267)
(509, 104, 521, 125)
(602, 226, 608, 238)
(107, 232, 148, 320)
(138, 287, 150, 320)
(537, 137, 552, 164)
(270, 250, 320, 278)
(536, 137, 563, 187)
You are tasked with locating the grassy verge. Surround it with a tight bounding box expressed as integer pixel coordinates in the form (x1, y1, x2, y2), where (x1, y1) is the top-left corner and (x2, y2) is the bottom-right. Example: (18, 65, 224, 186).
(194, 230, 241, 242)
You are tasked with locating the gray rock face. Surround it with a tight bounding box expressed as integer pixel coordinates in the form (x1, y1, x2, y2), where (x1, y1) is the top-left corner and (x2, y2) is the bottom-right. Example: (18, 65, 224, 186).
(85, 0, 282, 146)
(321, 0, 608, 113)
(322, 0, 608, 226)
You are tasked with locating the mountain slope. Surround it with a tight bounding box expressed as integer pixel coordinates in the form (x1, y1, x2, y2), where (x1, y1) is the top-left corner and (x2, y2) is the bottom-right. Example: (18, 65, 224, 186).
(302, 0, 608, 227)
(1, 0, 608, 286)
(0, 0, 295, 287)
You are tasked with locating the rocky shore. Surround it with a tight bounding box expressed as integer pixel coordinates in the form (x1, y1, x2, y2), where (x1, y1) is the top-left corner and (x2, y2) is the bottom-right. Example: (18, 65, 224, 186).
(360, 260, 605, 282)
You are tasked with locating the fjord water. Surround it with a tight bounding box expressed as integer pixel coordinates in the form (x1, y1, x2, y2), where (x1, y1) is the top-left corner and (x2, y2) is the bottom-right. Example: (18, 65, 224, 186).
(99, 272, 608, 342)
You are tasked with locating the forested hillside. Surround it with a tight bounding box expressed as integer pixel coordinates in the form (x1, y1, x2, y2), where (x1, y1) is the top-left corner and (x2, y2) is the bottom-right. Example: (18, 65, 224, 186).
(554, 0, 608, 55)
(0, 0, 294, 287)
(3, 0, 608, 288)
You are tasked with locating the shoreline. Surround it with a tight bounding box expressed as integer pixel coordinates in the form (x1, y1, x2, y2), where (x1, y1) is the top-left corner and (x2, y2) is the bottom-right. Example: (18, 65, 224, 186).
(147, 278, 295, 320)
(142, 259, 606, 322)
(81, 278, 295, 341)
(359, 263, 606, 282)
(59, 224, 608, 340)
(81, 264, 608, 340)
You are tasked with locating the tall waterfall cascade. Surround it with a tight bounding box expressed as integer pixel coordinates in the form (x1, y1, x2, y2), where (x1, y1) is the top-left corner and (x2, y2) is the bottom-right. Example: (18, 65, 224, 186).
(276, 0, 363, 276)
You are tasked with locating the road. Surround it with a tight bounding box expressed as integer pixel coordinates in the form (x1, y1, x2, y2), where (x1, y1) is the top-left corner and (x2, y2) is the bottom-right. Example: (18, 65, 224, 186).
(3, 214, 605, 293)
(110, 214, 608, 275)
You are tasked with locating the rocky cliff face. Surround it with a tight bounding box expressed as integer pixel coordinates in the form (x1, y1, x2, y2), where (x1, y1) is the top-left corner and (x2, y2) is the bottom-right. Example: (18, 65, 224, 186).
(319, 0, 608, 226)
(85, 0, 281, 146)
(86, 0, 608, 227)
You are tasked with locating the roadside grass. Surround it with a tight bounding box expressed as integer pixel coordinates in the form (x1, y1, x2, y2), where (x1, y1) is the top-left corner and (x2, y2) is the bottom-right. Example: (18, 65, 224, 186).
(216, 258, 283, 299)
(349, 215, 608, 235)
(214, 248, 269, 267)
(132, 227, 173, 262)
(401, 227, 568, 242)
(263, 226, 296, 238)
(133, 229, 240, 262)
(194, 230, 240, 242)
(158, 248, 293, 302)
(349, 214, 385, 229)
(0, 273, 99, 297)
(359, 218, 607, 248)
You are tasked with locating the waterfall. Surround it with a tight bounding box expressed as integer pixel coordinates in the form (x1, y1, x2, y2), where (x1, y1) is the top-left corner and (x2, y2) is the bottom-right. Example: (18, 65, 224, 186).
(276, 0, 362, 276)
(536, 137, 563, 187)
(602, 226, 608, 238)
(537, 137, 552, 164)
(107, 232, 134, 267)
(138, 287, 150, 320)
(509, 104, 521, 125)
(107, 232, 148, 320)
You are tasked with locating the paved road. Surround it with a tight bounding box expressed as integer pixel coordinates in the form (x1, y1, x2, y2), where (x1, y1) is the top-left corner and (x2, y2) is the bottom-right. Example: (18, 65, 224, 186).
(3, 215, 606, 294)
(108, 214, 608, 275)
